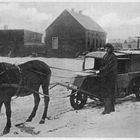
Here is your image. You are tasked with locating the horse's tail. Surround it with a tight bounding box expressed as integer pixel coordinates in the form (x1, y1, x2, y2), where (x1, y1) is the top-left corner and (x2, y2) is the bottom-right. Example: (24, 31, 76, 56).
(0, 103, 3, 114)
(43, 68, 51, 87)
(42, 62, 52, 85)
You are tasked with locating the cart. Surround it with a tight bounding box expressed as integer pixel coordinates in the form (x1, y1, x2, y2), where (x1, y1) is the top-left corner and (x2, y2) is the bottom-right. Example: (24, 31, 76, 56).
(58, 50, 140, 110)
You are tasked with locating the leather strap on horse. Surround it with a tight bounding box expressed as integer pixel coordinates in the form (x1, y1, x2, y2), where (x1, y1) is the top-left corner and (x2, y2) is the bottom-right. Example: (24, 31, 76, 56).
(2, 63, 11, 84)
(50, 66, 80, 73)
(0, 83, 49, 97)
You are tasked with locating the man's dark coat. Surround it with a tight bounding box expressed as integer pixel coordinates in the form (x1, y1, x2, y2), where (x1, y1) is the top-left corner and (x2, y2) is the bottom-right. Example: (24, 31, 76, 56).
(100, 52, 118, 98)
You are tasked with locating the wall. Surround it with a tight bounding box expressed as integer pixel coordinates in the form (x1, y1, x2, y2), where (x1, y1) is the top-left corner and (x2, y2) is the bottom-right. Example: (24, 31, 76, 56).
(85, 30, 106, 52)
(0, 29, 24, 43)
(0, 30, 24, 57)
(19, 43, 47, 57)
(0, 30, 43, 57)
(24, 30, 42, 43)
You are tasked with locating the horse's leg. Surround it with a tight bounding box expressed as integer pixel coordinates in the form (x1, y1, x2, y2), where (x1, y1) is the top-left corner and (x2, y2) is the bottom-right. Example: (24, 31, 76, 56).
(3, 99, 11, 135)
(26, 93, 40, 122)
(39, 84, 50, 124)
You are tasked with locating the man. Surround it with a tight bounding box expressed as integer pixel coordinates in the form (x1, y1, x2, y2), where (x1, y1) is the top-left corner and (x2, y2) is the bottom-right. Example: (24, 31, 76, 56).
(96, 43, 118, 115)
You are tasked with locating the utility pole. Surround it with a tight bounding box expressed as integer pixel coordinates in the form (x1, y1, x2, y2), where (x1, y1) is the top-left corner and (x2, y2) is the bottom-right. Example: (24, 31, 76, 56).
(135, 36, 140, 49)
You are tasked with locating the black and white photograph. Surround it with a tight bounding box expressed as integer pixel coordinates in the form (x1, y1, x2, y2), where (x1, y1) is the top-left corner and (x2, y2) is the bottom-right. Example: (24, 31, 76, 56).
(0, 0, 140, 137)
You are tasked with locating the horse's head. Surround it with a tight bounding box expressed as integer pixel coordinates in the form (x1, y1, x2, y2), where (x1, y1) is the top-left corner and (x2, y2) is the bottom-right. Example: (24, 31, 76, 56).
(0, 62, 16, 77)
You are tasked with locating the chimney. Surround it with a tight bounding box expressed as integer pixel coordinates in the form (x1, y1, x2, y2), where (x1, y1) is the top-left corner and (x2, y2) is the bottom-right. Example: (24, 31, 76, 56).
(79, 10, 82, 14)
(137, 38, 140, 49)
(4, 24, 8, 30)
(135, 36, 140, 49)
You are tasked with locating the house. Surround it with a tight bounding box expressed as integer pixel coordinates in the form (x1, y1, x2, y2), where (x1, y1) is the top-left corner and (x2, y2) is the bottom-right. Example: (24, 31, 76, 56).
(122, 37, 138, 50)
(45, 9, 107, 58)
(109, 37, 140, 50)
(122, 40, 137, 50)
(0, 29, 44, 57)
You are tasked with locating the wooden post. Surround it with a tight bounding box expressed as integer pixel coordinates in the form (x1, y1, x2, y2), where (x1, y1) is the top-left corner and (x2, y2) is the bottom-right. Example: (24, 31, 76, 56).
(135, 36, 140, 49)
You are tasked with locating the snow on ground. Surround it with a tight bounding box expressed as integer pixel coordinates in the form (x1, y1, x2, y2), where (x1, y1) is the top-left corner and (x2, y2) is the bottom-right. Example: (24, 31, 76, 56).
(0, 56, 140, 137)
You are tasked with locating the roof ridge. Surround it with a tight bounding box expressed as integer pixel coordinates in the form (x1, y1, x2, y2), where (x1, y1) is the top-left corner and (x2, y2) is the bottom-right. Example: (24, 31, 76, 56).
(66, 9, 105, 33)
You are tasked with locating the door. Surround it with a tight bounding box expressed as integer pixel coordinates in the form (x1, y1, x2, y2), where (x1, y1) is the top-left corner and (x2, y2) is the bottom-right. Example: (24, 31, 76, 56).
(52, 37, 58, 49)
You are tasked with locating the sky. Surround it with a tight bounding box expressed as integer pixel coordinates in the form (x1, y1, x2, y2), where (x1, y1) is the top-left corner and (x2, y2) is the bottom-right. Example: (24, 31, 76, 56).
(0, 1, 140, 40)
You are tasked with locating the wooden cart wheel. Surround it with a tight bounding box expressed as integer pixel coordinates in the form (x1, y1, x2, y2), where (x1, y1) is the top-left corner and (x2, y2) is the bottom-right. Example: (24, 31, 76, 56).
(70, 90, 87, 110)
(130, 78, 140, 101)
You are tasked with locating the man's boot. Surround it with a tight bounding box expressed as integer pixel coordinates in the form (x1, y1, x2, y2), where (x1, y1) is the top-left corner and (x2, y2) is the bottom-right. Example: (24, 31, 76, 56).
(102, 98, 110, 115)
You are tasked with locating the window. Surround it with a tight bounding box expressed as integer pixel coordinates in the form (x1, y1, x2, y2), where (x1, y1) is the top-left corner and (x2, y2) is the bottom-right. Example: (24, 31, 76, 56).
(87, 38, 90, 48)
(100, 39, 102, 48)
(52, 37, 58, 49)
(93, 39, 95, 49)
(84, 57, 95, 70)
(84, 58, 102, 70)
(96, 39, 98, 48)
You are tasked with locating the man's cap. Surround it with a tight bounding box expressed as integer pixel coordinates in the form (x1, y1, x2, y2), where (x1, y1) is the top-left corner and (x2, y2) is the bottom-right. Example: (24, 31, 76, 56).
(104, 43, 114, 50)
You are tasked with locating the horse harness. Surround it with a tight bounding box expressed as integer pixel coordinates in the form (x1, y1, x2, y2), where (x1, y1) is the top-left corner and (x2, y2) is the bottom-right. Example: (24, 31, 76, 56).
(0, 63, 49, 98)
(0, 63, 22, 96)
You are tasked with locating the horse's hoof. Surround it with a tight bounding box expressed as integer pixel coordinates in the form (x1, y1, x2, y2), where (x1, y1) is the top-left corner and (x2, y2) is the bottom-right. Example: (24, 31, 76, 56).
(15, 123, 25, 128)
(39, 119, 45, 124)
(26, 118, 32, 122)
(46, 117, 51, 120)
(3, 127, 10, 135)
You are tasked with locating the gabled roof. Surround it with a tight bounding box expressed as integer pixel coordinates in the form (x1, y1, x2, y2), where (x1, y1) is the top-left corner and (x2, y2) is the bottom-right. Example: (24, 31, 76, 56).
(67, 9, 106, 33)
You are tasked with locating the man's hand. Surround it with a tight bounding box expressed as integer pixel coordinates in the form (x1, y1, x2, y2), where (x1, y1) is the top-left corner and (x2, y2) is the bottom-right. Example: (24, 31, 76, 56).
(95, 70, 100, 74)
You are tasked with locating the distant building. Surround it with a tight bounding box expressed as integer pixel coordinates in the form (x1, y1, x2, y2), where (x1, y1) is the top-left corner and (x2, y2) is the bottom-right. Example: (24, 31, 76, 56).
(109, 37, 140, 50)
(112, 42, 123, 50)
(0, 29, 44, 57)
(122, 37, 138, 50)
(122, 40, 137, 50)
(45, 9, 107, 58)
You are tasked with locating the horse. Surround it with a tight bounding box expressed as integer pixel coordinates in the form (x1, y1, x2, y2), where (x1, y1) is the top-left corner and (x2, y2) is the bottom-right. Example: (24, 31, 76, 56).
(0, 60, 51, 135)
